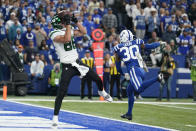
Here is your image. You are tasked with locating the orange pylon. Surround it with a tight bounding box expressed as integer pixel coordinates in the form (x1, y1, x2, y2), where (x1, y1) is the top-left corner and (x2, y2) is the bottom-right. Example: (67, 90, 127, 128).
(3, 85, 7, 100)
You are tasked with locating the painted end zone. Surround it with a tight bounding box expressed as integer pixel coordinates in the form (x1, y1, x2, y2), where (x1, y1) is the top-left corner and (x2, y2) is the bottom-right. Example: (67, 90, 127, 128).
(0, 100, 171, 131)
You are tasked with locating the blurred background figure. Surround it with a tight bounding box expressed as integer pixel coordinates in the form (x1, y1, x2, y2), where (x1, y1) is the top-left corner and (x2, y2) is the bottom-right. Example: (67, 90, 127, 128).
(103, 53, 111, 93)
(80, 50, 94, 100)
(190, 57, 196, 102)
(158, 52, 175, 101)
(30, 54, 44, 80)
(48, 63, 61, 96)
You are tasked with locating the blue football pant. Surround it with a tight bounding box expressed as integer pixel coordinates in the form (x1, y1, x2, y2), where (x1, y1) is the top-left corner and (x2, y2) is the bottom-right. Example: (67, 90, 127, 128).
(126, 67, 158, 115)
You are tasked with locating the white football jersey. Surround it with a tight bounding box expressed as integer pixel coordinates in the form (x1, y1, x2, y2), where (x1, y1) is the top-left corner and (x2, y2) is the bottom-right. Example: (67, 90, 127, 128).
(49, 28, 78, 64)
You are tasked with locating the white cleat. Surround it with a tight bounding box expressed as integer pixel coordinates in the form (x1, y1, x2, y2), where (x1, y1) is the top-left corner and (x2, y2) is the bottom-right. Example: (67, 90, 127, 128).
(98, 90, 113, 102)
(52, 115, 58, 127)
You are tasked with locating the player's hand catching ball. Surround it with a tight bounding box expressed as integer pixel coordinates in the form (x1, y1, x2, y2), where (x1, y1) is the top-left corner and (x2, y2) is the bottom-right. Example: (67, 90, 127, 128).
(71, 14, 78, 23)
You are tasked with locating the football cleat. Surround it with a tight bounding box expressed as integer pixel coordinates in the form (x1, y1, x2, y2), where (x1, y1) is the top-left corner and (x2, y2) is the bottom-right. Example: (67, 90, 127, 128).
(121, 113, 132, 120)
(52, 115, 58, 127)
(158, 72, 165, 84)
(98, 90, 113, 102)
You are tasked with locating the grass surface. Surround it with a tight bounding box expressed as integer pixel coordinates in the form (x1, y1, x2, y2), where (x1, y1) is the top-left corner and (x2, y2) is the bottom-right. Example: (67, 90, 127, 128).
(18, 97, 196, 131)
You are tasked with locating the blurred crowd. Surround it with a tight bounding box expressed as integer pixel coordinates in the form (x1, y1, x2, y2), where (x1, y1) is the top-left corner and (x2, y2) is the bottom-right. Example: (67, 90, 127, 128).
(0, 0, 195, 67)
(0, 0, 195, 98)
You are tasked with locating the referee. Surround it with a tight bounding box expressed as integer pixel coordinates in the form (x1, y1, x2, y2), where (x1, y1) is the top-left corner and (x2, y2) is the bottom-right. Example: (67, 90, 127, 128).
(110, 55, 122, 100)
(80, 50, 94, 100)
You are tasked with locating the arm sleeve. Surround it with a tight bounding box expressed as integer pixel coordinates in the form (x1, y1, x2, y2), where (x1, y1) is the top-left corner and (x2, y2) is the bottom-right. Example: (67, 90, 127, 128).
(144, 42, 160, 49)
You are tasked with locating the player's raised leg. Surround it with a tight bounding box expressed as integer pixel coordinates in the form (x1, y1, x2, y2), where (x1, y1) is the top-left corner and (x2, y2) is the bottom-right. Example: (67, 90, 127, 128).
(86, 68, 113, 102)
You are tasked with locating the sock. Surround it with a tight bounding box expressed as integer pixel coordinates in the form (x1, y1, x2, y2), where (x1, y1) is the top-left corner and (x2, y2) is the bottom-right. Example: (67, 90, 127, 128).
(53, 115, 58, 123)
(127, 85, 134, 115)
(138, 77, 158, 93)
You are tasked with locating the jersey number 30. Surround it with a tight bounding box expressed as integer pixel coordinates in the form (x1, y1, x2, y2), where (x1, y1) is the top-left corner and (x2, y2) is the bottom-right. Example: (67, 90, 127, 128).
(120, 45, 139, 62)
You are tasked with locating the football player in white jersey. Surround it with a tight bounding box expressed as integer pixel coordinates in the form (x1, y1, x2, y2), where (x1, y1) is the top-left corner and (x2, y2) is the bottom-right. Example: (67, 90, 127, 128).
(49, 10, 113, 126)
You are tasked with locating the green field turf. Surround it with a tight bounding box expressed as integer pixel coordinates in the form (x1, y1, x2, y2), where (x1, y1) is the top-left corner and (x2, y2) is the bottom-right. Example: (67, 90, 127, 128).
(14, 96, 196, 131)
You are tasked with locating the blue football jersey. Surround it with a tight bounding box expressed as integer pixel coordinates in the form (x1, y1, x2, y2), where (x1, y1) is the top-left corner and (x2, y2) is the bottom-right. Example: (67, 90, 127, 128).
(113, 39, 144, 69)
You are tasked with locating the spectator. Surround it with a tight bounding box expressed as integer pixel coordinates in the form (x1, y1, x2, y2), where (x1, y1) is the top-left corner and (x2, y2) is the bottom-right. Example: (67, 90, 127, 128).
(24, 40, 39, 65)
(134, 9, 146, 39)
(144, 0, 157, 20)
(103, 53, 111, 93)
(40, 54, 48, 66)
(5, 12, 18, 32)
(15, 28, 23, 43)
(132, 2, 141, 24)
(188, 3, 196, 23)
(169, 39, 178, 55)
(40, 17, 47, 28)
(147, 8, 160, 38)
(92, 8, 102, 29)
(149, 32, 162, 67)
(88, 0, 100, 15)
(98, 1, 108, 17)
(80, 50, 94, 100)
(148, 31, 160, 43)
(22, 25, 37, 47)
(176, 21, 184, 36)
(17, 44, 24, 64)
(102, 8, 117, 35)
(48, 63, 61, 96)
(125, 0, 135, 30)
(8, 18, 23, 42)
(105, 35, 114, 53)
(1, 0, 12, 21)
(191, 20, 196, 39)
(181, 13, 191, 29)
(77, 35, 92, 51)
(158, 52, 175, 101)
(30, 53, 45, 84)
(190, 57, 196, 102)
(32, 23, 47, 47)
(0, 19, 7, 41)
(39, 39, 54, 65)
(162, 24, 177, 44)
(83, 14, 95, 36)
(159, 8, 165, 20)
(21, 18, 28, 32)
(175, 9, 182, 24)
(167, 15, 179, 33)
(110, 53, 122, 100)
(176, 28, 193, 55)
(26, 7, 36, 26)
(160, 9, 171, 34)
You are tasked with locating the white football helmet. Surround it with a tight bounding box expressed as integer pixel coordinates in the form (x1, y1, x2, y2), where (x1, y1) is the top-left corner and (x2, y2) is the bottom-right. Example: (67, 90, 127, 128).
(119, 30, 134, 43)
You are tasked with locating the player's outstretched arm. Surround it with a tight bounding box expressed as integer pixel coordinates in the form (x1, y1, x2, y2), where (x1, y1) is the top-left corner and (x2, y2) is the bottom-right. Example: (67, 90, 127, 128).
(72, 14, 87, 36)
(144, 42, 160, 49)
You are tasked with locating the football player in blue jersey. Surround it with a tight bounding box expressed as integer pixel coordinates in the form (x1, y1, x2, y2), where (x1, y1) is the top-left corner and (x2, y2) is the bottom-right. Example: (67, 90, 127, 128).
(113, 29, 165, 120)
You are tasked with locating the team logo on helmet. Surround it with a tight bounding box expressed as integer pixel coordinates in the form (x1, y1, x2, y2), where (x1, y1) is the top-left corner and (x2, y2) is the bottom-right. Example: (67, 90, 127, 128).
(120, 30, 134, 43)
(51, 15, 63, 29)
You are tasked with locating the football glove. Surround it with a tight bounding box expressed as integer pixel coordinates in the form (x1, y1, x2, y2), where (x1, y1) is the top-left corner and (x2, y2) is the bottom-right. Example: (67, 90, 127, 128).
(63, 14, 71, 25)
(71, 14, 78, 23)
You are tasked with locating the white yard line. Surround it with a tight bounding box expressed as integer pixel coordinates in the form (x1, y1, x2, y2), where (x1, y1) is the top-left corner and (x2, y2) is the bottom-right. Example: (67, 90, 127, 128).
(185, 125, 196, 128)
(148, 103, 196, 110)
(4, 98, 196, 105)
(8, 100, 178, 131)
